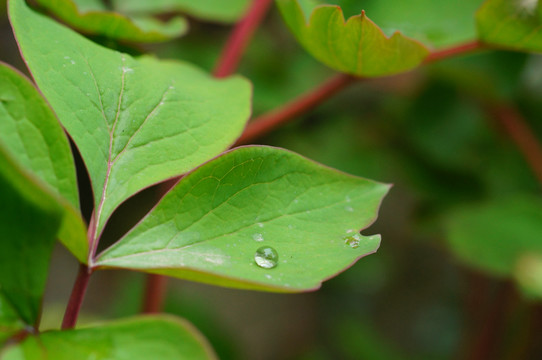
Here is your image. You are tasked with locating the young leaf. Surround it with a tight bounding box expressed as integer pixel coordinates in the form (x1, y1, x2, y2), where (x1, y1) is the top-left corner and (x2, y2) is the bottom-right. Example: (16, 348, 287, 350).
(477, 0, 542, 52)
(0, 145, 63, 326)
(445, 197, 542, 278)
(34, 0, 188, 43)
(276, 0, 430, 77)
(320, 0, 485, 48)
(112, 0, 250, 24)
(9, 0, 252, 240)
(96, 146, 390, 292)
(1, 315, 216, 359)
(0, 63, 88, 262)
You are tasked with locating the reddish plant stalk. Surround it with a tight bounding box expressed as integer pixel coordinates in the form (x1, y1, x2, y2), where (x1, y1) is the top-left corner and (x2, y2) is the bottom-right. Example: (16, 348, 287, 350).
(487, 104, 542, 186)
(424, 40, 484, 64)
(141, 274, 169, 314)
(236, 74, 356, 144)
(213, 0, 274, 78)
(62, 264, 92, 329)
(463, 281, 516, 360)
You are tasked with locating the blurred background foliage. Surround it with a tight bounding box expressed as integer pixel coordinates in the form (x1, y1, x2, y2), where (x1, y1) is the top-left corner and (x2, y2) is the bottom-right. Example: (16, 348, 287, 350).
(1, 0, 542, 359)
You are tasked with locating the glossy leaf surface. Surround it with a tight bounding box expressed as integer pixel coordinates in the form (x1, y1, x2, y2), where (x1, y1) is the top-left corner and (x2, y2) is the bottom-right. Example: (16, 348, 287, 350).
(0, 146, 62, 326)
(0, 63, 87, 262)
(97, 146, 390, 292)
(445, 197, 542, 278)
(34, 0, 187, 42)
(10, 0, 252, 238)
(276, 0, 430, 77)
(112, 0, 250, 23)
(1, 316, 216, 359)
(477, 0, 542, 52)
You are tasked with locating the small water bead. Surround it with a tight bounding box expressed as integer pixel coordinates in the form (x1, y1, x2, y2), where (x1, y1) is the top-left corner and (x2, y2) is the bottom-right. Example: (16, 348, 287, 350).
(254, 246, 279, 269)
(252, 233, 264, 242)
(344, 233, 362, 249)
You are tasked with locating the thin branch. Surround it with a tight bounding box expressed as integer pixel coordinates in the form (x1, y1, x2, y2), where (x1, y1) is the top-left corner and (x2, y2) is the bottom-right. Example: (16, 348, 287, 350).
(141, 274, 169, 314)
(486, 104, 542, 186)
(236, 74, 356, 145)
(213, 0, 274, 78)
(236, 41, 485, 144)
(62, 264, 92, 329)
(424, 40, 484, 64)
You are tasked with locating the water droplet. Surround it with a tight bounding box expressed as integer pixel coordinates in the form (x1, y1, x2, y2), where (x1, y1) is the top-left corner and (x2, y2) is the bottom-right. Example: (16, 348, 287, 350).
(70, 60, 75, 65)
(252, 233, 264, 242)
(345, 195, 351, 202)
(344, 233, 362, 249)
(254, 246, 279, 269)
(257, 222, 264, 228)
(265, 274, 272, 279)
(345, 206, 354, 212)
(293, 199, 299, 204)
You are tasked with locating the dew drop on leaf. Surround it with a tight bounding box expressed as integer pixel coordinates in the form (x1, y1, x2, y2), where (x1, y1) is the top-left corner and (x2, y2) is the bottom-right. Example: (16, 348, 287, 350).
(254, 246, 279, 269)
(344, 233, 362, 249)
(252, 233, 264, 242)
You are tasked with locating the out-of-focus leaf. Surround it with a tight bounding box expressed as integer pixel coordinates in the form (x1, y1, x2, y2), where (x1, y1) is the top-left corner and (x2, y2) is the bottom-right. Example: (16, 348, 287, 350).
(0, 62, 88, 262)
(445, 197, 542, 278)
(96, 146, 390, 292)
(477, 0, 542, 53)
(0, 145, 62, 326)
(1, 316, 217, 359)
(515, 253, 542, 299)
(0, 294, 25, 347)
(34, 0, 187, 42)
(112, 0, 250, 24)
(320, 0, 484, 48)
(276, 0, 430, 77)
(10, 0, 252, 239)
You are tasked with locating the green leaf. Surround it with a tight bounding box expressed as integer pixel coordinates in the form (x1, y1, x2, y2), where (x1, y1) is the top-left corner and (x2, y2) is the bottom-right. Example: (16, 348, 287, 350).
(445, 197, 542, 278)
(112, 0, 250, 24)
(96, 146, 390, 292)
(276, 0, 430, 77)
(33, 0, 188, 43)
(0, 293, 25, 347)
(9, 0, 252, 240)
(477, 0, 542, 53)
(0, 145, 63, 326)
(515, 253, 542, 299)
(0, 63, 88, 261)
(319, 0, 485, 48)
(1, 315, 216, 359)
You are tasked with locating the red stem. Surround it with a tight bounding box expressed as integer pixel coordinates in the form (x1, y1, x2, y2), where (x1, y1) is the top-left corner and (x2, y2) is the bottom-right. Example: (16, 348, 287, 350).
(213, 0, 274, 78)
(142, 274, 169, 314)
(236, 74, 356, 145)
(463, 281, 516, 360)
(486, 104, 542, 186)
(62, 264, 91, 329)
(424, 40, 484, 64)
(236, 41, 485, 144)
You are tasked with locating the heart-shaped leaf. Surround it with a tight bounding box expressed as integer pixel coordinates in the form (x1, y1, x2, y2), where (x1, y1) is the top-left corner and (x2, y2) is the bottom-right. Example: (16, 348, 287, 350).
(276, 0, 430, 77)
(112, 0, 250, 24)
(97, 146, 390, 292)
(0, 145, 63, 327)
(477, 0, 542, 52)
(10, 0, 252, 245)
(34, 0, 188, 43)
(0, 62, 88, 262)
(1, 315, 216, 359)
